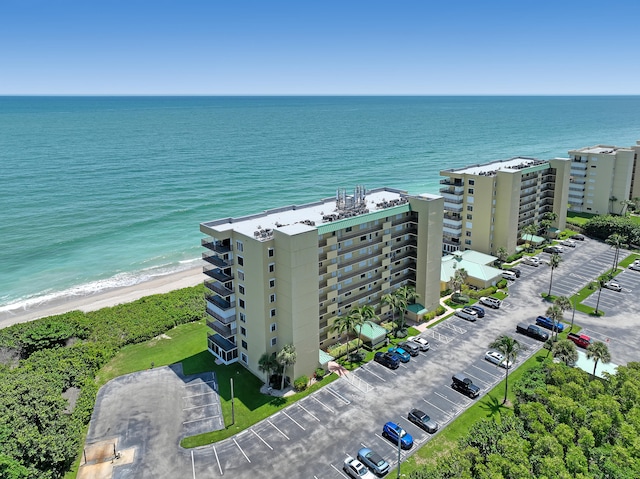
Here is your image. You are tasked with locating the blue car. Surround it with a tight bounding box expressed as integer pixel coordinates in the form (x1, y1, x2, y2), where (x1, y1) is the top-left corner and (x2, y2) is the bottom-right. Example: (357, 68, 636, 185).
(388, 346, 410, 363)
(535, 315, 564, 332)
(470, 305, 485, 318)
(382, 421, 413, 449)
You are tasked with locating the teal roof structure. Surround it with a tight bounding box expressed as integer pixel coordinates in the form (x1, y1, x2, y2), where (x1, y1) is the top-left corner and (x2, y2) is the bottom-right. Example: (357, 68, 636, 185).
(441, 253, 503, 283)
(522, 234, 545, 243)
(319, 350, 335, 365)
(407, 303, 426, 314)
(358, 322, 388, 341)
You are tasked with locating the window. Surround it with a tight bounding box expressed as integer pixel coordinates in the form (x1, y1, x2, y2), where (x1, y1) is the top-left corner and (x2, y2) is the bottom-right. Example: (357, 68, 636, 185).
(270, 294, 276, 303)
(268, 263, 275, 273)
(466, 231, 471, 237)
(240, 327, 246, 336)
(467, 205, 473, 211)
(239, 299, 246, 309)
(270, 323, 277, 332)
(269, 278, 275, 288)
(270, 308, 276, 317)
(240, 353, 248, 364)
(468, 188, 474, 194)
(239, 313, 246, 323)
(468, 179, 475, 185)
(238, 270, 245, 281)
(268, 248, 274, 257)
(241, 340, 248, 349)
(237, 256, 244, 266)
(238, 285, 245, 294)
(271, 337, 277, 347)
(465, 239, 472, 245)
(236, 241, 243, 252)
(345, 227, 352, 232)
(467, 214, 472, 220)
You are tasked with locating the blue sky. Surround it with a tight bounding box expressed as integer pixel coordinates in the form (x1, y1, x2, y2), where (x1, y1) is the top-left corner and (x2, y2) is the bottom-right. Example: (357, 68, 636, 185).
(2, 0, 639, 95)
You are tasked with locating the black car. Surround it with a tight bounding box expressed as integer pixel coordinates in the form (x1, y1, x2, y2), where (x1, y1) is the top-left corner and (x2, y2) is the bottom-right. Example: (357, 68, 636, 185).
(511, 268, 521, 278)
(407, 408, 439, 433)
(573, 234, 585, 241)
(374, 352, 400, 370)
(451, 373, 480, 398)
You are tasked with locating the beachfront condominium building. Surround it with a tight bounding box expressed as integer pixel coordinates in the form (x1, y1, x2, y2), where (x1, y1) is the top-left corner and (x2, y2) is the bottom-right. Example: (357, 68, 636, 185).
(439, 157, 571, 255)
(568, 142, 640, 215)
(200, 187, 443, 383)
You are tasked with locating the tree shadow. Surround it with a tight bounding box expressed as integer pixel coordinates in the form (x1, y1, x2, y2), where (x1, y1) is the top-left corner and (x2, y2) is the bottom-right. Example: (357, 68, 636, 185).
(478, 394, 511, 418)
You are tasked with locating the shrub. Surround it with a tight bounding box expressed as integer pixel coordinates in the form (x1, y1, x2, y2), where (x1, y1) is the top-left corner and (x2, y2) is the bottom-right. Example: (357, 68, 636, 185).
(293, 376, 309, 392)
(394, 329, 408, 339)
(435, 305, 446, 316)
(314, 368, 325, 380)
(451, 293, 470, 304)
(327, 339, 362, 359)
(440, 288, 452, 297)
(469, 286, 497, 299)
(506, 252, 524, 262)
(496, 279, 508, 289)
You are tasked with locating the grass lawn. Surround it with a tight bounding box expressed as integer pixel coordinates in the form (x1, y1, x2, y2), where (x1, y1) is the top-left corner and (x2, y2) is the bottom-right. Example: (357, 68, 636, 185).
(566, 211, 595, 226)
(400, 348, 551, 476)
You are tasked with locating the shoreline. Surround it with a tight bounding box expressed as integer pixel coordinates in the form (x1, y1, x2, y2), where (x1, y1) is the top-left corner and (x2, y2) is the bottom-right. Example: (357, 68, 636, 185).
(0, 266, 204, 329)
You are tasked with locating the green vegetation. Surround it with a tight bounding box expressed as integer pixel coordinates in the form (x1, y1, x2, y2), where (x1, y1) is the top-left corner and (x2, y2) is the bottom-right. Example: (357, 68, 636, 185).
(0, 285, 204, 479)
(566, 211, 595, 226)
(584, 214, 640, 244)
(405, 353, 640, 478)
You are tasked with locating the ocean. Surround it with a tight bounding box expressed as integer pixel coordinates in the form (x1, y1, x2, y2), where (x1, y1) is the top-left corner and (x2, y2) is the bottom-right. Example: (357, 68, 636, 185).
(2, 96, 640, 312)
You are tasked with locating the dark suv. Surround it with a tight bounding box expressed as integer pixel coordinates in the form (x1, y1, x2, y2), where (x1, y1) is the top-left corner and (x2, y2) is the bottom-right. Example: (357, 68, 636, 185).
(451, 373, 480, 398)
(374, 352, 400, 370)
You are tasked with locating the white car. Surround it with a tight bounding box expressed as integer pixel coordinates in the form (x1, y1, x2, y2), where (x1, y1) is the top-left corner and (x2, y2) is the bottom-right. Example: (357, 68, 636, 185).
(485, 350, 512, 369)
(561, 239, 576, 248)
(344, 456, 376, 479)
(522, 256, 540, 267)
(407, 336, 430, 351)
(629, 263, 640, 272)
(456, 308, 478, 322)
(479, 296, 502, 309)
(604, 281, 622, 292)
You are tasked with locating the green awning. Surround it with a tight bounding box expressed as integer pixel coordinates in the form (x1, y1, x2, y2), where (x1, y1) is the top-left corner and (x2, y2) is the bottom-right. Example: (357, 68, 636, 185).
(522, 234, 545, 244)
(319, 350, 335, 366)
(358, 322, 388, 341)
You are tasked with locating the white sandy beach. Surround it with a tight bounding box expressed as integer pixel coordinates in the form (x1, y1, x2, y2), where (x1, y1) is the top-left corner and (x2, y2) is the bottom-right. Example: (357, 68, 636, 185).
(0, 267, 204, 329)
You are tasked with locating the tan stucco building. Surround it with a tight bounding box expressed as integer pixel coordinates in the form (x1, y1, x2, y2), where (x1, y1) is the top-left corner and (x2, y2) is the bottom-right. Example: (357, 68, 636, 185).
(440, 157, 571, 256)
(568, 142, 640, 214)
(200, 187, 443, 383)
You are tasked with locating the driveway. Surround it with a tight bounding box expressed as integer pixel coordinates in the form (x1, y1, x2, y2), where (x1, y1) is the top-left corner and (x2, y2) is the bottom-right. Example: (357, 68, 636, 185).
(84, 238, 640, 478)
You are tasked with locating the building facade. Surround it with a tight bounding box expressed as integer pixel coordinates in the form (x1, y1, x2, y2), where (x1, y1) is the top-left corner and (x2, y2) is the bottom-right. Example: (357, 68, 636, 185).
(200, 187, 443, 383)
(568, 142, 640, 215)
(440, 157, 570, 255)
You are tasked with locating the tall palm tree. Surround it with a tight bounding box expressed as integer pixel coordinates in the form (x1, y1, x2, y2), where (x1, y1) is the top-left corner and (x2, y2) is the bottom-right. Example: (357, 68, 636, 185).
(329, 313, 358, 361)
(545, 304, 564, 342)
(520, 224, 537, 251)
(489, 335, 521, 404)
(381, 293, 401, 330)
(542, 212, 558, 240)
(554, 295, 574, 333)
(451, 268, 468, 293)
(592, 277, 607, 316)
(547, 253, 562, 297)
(552, 339, 578, 366)
(383, 286, 419, 332)
(605, 233, 627, 272)
(495, 247, 508, 268)
(586, 341, 611, 379)
(258, 352, 279, 385)
(351, 305, 378, 355)
(276, 343, 297, 391)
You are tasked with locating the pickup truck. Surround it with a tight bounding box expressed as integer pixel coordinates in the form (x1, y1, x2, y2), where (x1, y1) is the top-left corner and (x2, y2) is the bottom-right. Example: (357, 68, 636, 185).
(516, 322, 549, 342)
(535, 315, 565, 332)
(567, 333, 592, 349)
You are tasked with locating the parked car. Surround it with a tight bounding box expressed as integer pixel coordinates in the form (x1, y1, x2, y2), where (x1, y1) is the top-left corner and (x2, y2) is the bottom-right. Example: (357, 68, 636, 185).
(357, 448, 390, 477)
(567, 333, 592, 349)
(479, 296, 502, 309)
(629, 263, 640, 272)
(543, 246, 563, 254)
(407, 408, 439, 433)
(535, 315, 565, 332)
(516, 322, 549, 342)
(374, 352, 399, 369)
(388, 346, 411, 363)
(344, 456, 377, 479)
(451, 373, 480, 398)
(485, 350, 511, 369)
(382, 422, 413, 449)
(501, 270, 517, 281)
(407, 336, 430, 351)
(455, 307, 478, 322)
(510, 268, 521, 278)
(522, 256, 540, 267)
(604, 281, 622, 292)
(573, 234, 585, 241)
(470, 305, 485, 318)
(398, 341, 420, 357)
(561, 239, 576, 247)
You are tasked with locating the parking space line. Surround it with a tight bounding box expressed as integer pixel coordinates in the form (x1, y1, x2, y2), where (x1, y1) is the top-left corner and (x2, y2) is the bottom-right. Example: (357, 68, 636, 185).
(191, 450, 196, 479)
(233, 438, 251, 463)
(251, 428, 273, 450)
(330, 463, 349, 478)
(298, 403, 320, 422)
(184, 380, 217, 387)
(310, 395, 335, 414)
(183, 414, 220, 425)
(469, 363, 502, 379)
(374, 433, 398, 452)
(267, 419, 290, 440)
(183, 391, 217, 399)
(326, 386, 351, 405)
(184, 403, 217, 411)
(212, 445, 223, 476)
(282, 410, 305, 430)
(435, 390, 470, 407)
(422, 398, 455, 418)
(442, 322, 466, 334)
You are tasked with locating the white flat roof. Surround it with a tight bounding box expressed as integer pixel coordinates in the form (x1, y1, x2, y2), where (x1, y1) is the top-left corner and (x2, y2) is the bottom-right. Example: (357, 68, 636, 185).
(572, 145, 619, 154)
(444, 157, 547, 176)
(203, 187, 410, 238)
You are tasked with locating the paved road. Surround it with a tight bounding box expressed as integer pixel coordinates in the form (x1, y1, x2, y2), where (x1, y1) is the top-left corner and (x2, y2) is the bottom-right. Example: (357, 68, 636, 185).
(88, 238, 640, 479)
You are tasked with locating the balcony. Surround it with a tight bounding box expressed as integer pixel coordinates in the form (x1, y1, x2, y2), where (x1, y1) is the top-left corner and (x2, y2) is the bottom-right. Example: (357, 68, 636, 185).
(202, 253, 233, 268)
(205, 294, 235, 310)
(443, 226, 462, 236)
(206, 319, 236, 338)
(203, 267, 233, 282)
(205, 280, 233, 297)
(206, 307, 235, 324)
(441, 192, 464, 203)
(439, 185, 464, 195)
(444, 203, 463, 213)
(443, 217, 462, 229)
(208, 333, 238, 355)
(201, 238, 232, 254)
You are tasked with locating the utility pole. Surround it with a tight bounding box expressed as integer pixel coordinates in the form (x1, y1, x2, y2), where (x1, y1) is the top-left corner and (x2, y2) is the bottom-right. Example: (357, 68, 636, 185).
(397, 427, 402, 478)
(231, 378, 235, 425)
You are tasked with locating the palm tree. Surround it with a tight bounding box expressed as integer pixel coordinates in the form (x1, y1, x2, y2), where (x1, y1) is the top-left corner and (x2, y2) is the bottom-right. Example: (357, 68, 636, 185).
(620, 199, 634, 216)
(351, 305, 378, 356)
(552, 339, 578, 366)
(258, 352, 279, 386)
(489, 335, 521, 404)
(605, 233, 627, 272)
(276, 344, 297, 391)
(520, 224, 537, 251)
(586, 341, 611, 379)
(451, 267, 468, 293)
(381, 293, 401, 330)
(592, 277, 607, 316)
(542, 212, 558, 240)
(554, 295, 574, 332)
(329, 313, 358, 361)
(547, 253, 562, 297)
(495, 247, 508, 268)
(383, 286, 419, 332)
(546, 304, 563, 342)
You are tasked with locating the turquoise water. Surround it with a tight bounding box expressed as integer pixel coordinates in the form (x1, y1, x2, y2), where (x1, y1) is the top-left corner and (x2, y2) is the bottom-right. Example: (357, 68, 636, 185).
(2, 96, 640, 310)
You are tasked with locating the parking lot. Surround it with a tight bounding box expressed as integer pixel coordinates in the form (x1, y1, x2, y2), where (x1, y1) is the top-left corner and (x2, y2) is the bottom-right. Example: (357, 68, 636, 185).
(89, 237, 640, 479)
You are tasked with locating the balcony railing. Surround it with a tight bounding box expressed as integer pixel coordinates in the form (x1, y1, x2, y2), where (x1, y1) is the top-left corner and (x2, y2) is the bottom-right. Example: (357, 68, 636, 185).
(201, 238, 232, 254)
(205, 280, 233, 297)
(206, 319, 236, 338)
(205, 294, 235, 310)
(202, 253, 233, 268)
(203, 267, 233, 282)
(205, 307, 235, 324)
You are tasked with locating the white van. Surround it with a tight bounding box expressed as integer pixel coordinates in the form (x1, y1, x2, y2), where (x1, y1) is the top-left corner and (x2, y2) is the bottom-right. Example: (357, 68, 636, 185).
(501, 271, 517, 281)
(479, 296, 502, 309)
